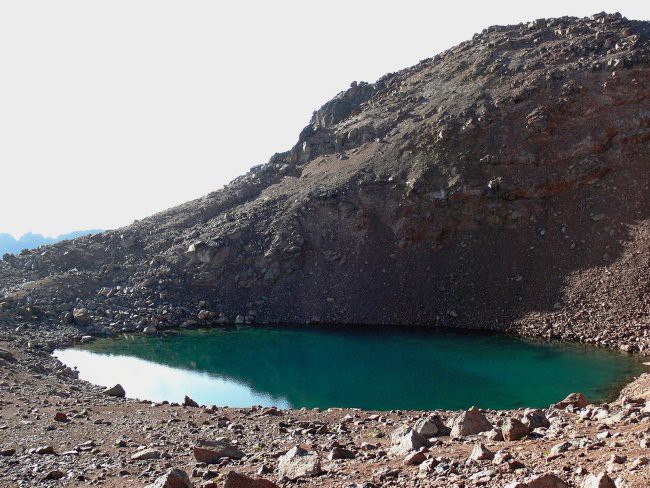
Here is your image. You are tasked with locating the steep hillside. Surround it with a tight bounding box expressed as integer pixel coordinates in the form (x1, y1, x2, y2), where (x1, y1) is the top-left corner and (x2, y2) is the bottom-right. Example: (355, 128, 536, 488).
(2, 12, 650, 351)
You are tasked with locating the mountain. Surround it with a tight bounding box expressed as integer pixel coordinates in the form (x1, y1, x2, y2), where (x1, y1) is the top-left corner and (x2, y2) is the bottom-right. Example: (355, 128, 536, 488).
(1, 12, 649, 352)
(0, 230, 101, 257)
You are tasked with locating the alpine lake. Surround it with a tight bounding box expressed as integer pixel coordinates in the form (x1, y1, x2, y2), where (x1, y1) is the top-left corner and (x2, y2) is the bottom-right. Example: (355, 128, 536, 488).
(54, 325, 645, 411)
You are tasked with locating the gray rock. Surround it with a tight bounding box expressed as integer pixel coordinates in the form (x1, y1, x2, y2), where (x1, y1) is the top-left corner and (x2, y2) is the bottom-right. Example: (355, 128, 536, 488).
(469, 443, 494, 461)
(146, 468, 193, 488)
(502, 417, 529, 441)
(223, 471, 279, 488)
(450, 406, 492, 437)
(131, 448, 162, 461)
(103, 384, 125, 397)
(328, 447, 355, 460)
(521, 409, 550, 429)
(554, 392, 588, 409)
(0, 349, 15, 361)
(505, 473, 568, 488)
(485, 428, 504, 441)
(549, 441, 572, 456)
(389, 429, 429, 456)
(193, 438, 245, 463)
(183, 395, 199, 408)
(73, 308, 92, 326)
(413, 415, 450, 437)
(582, 472, 616, 488)
(278, 446, 321, 480)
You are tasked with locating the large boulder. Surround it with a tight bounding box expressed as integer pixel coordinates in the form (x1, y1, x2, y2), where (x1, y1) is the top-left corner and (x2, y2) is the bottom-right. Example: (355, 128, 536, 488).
(223, 471, 279, 488)
(469, 443, 494, 461)
(582, 473, 616, 488)
(413, 415, 450, 437)
(521, 409, 550, 429)
(450, 406, 492, 437)
(389, 429, 429, 456)
(103, 384, 125, 397)
(146, 469, 193, 488)
(278, 446, 321, 480)
(502, 417, 529, 441)
(193, 438, 245, 463)
(505, 473, 568, 488)
(73, 307, 92, 325)
(131, 448, 162, 461)
(554, 393, 588, 409)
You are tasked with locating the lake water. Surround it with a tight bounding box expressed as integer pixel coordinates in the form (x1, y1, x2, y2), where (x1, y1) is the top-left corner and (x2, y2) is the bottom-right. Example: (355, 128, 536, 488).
(54, 325, 644, 411)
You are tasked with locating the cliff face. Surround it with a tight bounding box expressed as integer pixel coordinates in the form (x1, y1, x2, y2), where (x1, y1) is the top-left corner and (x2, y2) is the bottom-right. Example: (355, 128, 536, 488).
(2, 12, 650, 350)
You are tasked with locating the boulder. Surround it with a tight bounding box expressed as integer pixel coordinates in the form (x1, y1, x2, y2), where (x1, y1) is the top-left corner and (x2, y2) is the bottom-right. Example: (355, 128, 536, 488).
(278, 446, 321, 480)
(389, 429, 429, 456)
(223, 471, 279, 488)
(413, 415, 450, 437)
(549, 441, 572, 457)
(554, 393, 588, 409)
(505, 473, 568, 488)
(146, 468, 193, 488)
(0, 348, 15, 361)
(469, 443, 494, 461)
(73, 308, 92, 325)
(450, 406, 492, 437)
(131, 448, 162, 461)
(403, 450, 427, 465)
(521, 409, 550, 429)
(103, 384, 126, 397)
(502, 417, 529, 441)
(582, 473, 616, 488)
(485, 428, 504, 441)
(328, 447, 355, 460)
(193, 438, 245, 463)
(183, 395, 199, 408)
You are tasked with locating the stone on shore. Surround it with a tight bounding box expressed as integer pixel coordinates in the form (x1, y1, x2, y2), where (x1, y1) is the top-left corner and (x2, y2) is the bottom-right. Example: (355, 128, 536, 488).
(278, 446, 321, 480)
(582, 472, 616, 488)
(502, 417, 529, 441)
(521, 409, 550, 429)
(103, 384, 125, 397)
(193, 438, 245, 463)
(183, 395, 199, 407)
(413, 415, 450, 437)
(505, 473, 568, 487)
(146, 468, 193, 488)
(554, 392, 588, 409)
(223, 471, 279, 488)
(389, 429, 429, 456)
(469, 442, 494, 461)
(450, 406, 492, 437)
(131, 447, 162, 461)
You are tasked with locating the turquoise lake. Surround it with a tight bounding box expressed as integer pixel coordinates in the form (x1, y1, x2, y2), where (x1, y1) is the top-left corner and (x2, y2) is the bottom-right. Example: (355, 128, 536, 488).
(54, 325, 645, 411)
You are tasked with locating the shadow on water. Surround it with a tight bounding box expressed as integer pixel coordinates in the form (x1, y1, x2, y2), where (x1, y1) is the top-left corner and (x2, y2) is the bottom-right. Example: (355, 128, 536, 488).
(55, 324, 645, 411)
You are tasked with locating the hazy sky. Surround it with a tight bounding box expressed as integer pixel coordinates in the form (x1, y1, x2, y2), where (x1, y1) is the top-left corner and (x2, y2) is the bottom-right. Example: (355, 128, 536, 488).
(1, 1, 648, 238)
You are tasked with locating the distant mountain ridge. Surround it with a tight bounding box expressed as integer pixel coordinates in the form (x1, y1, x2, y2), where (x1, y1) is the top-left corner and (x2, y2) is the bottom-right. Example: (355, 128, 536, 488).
(0, 230, 101, 256)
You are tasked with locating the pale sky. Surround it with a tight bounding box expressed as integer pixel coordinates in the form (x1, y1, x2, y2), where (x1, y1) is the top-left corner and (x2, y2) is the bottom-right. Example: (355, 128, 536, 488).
(1, 1, 648, 238)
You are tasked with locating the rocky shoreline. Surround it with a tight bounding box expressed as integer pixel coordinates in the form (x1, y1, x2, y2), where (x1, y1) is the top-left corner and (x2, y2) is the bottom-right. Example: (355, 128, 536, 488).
(1, 322, 650, 487)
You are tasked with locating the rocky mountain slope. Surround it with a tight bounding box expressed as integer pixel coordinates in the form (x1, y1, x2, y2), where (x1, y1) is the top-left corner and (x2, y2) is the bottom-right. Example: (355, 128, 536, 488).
(2, 12, 650, 351)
